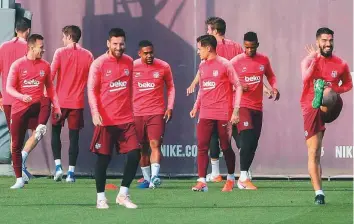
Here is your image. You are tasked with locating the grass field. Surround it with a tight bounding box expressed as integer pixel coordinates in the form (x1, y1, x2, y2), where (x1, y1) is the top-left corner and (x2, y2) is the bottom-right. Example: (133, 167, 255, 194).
(0, 177, 352, 224)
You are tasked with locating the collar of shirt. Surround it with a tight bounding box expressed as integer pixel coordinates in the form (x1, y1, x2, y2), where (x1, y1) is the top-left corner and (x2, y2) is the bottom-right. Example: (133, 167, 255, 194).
(12, 37, 26, 43)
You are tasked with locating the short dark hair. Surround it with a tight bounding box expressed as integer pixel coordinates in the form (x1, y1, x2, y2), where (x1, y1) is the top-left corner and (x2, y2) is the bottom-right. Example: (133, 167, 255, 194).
(27, 34, 44, 46)
(15, 18, 30, 32)
(109, 28, 126, 40)
(138, 40, 153, 49)
(316, 27, 334, 38)
(244, 32, 258, 42)
(205, 17, 226, 35)
(62, 25, 81, 42)
(197, 35, 217, 50)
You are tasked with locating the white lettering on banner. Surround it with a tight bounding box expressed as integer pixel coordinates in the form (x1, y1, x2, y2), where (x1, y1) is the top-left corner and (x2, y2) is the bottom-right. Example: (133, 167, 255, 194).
(335, 146, 353, 158)
(161, 144, 198, 157)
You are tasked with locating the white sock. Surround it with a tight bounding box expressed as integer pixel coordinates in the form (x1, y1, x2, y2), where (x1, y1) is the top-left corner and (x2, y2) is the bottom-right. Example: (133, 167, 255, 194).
(315, 190, 324, 196)
(141, 166, 151, 182)
(211, 159, 220, 176)
(151, 163, 160, 177)
(119, 186, 129, 196)
(16, 177, 23, 183)
(197, 177, 206, 183)
(21, 151, 29, 165)
(55, 159, 61, 166)
(68, 166, 75, 172)
(227, 174, 235, 181)
(97, 192, 106, 201)
(239, 171, 248, 182)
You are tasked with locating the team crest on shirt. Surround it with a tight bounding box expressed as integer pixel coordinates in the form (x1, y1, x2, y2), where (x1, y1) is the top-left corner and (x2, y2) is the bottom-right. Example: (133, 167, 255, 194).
(39, 70, 45, 77)
(212, 70, 219, 77)
(124, 69, 130, 76)
(331, 70, 337, 78)
(304, 131, 308, 137)
(106, 70, 112, 76)
(242, 67, 247, 72)
(244, 121, 249, 127)
(153, 71, 160, 78)
(259, 65, 265, 71)
(95, 143, 101, 149)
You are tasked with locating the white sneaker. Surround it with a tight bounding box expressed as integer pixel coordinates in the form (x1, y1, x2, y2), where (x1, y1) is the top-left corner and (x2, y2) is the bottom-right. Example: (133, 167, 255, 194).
(10, 179, 25, 189)
(116, 194, 137, 209)
(149, 176, 161, 189)
(54, 165, 63, 181)
(96, 199, 109, 209)
(35, 124, 47, 141)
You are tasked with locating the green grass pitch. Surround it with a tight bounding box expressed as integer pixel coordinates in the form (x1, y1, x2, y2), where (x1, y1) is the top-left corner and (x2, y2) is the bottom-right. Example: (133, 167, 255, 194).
(0, 177, 352, 224)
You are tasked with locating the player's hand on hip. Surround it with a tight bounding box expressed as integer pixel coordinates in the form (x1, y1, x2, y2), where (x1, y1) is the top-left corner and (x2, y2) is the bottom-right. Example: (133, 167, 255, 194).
(190, 108, 197, 118)
(272, 88, 280, 101)
(164, 109, 172, 123)
(93, 113, 103, 126)
(186, 83, 196, 96)
(22, 94, 32, 103)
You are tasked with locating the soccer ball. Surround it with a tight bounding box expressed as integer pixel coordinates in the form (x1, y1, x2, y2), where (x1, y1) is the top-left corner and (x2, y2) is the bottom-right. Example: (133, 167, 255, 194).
(322, 88, 338, 108)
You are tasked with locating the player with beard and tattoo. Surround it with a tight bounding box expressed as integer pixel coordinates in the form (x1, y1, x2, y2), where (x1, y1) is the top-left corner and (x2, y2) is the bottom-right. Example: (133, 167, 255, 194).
(300, 27, 352, 205)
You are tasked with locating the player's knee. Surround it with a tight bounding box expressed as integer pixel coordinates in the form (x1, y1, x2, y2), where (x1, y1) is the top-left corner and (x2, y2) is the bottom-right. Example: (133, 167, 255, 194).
(322, 88, 338, 108)
(149, 140, 161, 151)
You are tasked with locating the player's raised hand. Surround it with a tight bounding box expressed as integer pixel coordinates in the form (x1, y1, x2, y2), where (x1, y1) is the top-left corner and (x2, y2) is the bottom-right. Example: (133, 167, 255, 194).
(305, 44, 319, 56)
(272, 88, 280, 101)
(164, 109, 172, 123)
(92, 113, 103, 126)
(22, 94, 32, 103)
(186, 83, 197, 96)
(190, 108, 197, 118)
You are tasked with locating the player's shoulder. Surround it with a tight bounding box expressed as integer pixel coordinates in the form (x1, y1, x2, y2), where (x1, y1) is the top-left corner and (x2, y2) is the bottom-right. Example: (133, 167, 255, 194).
(216, 55, 231, 65)
(79, 46, 94, 57)
(230, 53, 246, 63)
(40, 58, 51, 67)
(133, 58, 142, 67)
(331, 54, 348, 67)
(255, 52, 270, 63)
(122, 54, 133, 63)
(12, 56, 26, 66)
(92, 54, 107, 67)
(154, 58, 170, 68)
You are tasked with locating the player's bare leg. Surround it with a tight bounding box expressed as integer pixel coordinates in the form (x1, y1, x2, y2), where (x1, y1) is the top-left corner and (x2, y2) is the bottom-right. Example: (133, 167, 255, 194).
(137, 143, 151, 188)
(149, 139, 162, 188)
(306, 131, 325, 204)
(21, 126, 46, 182)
